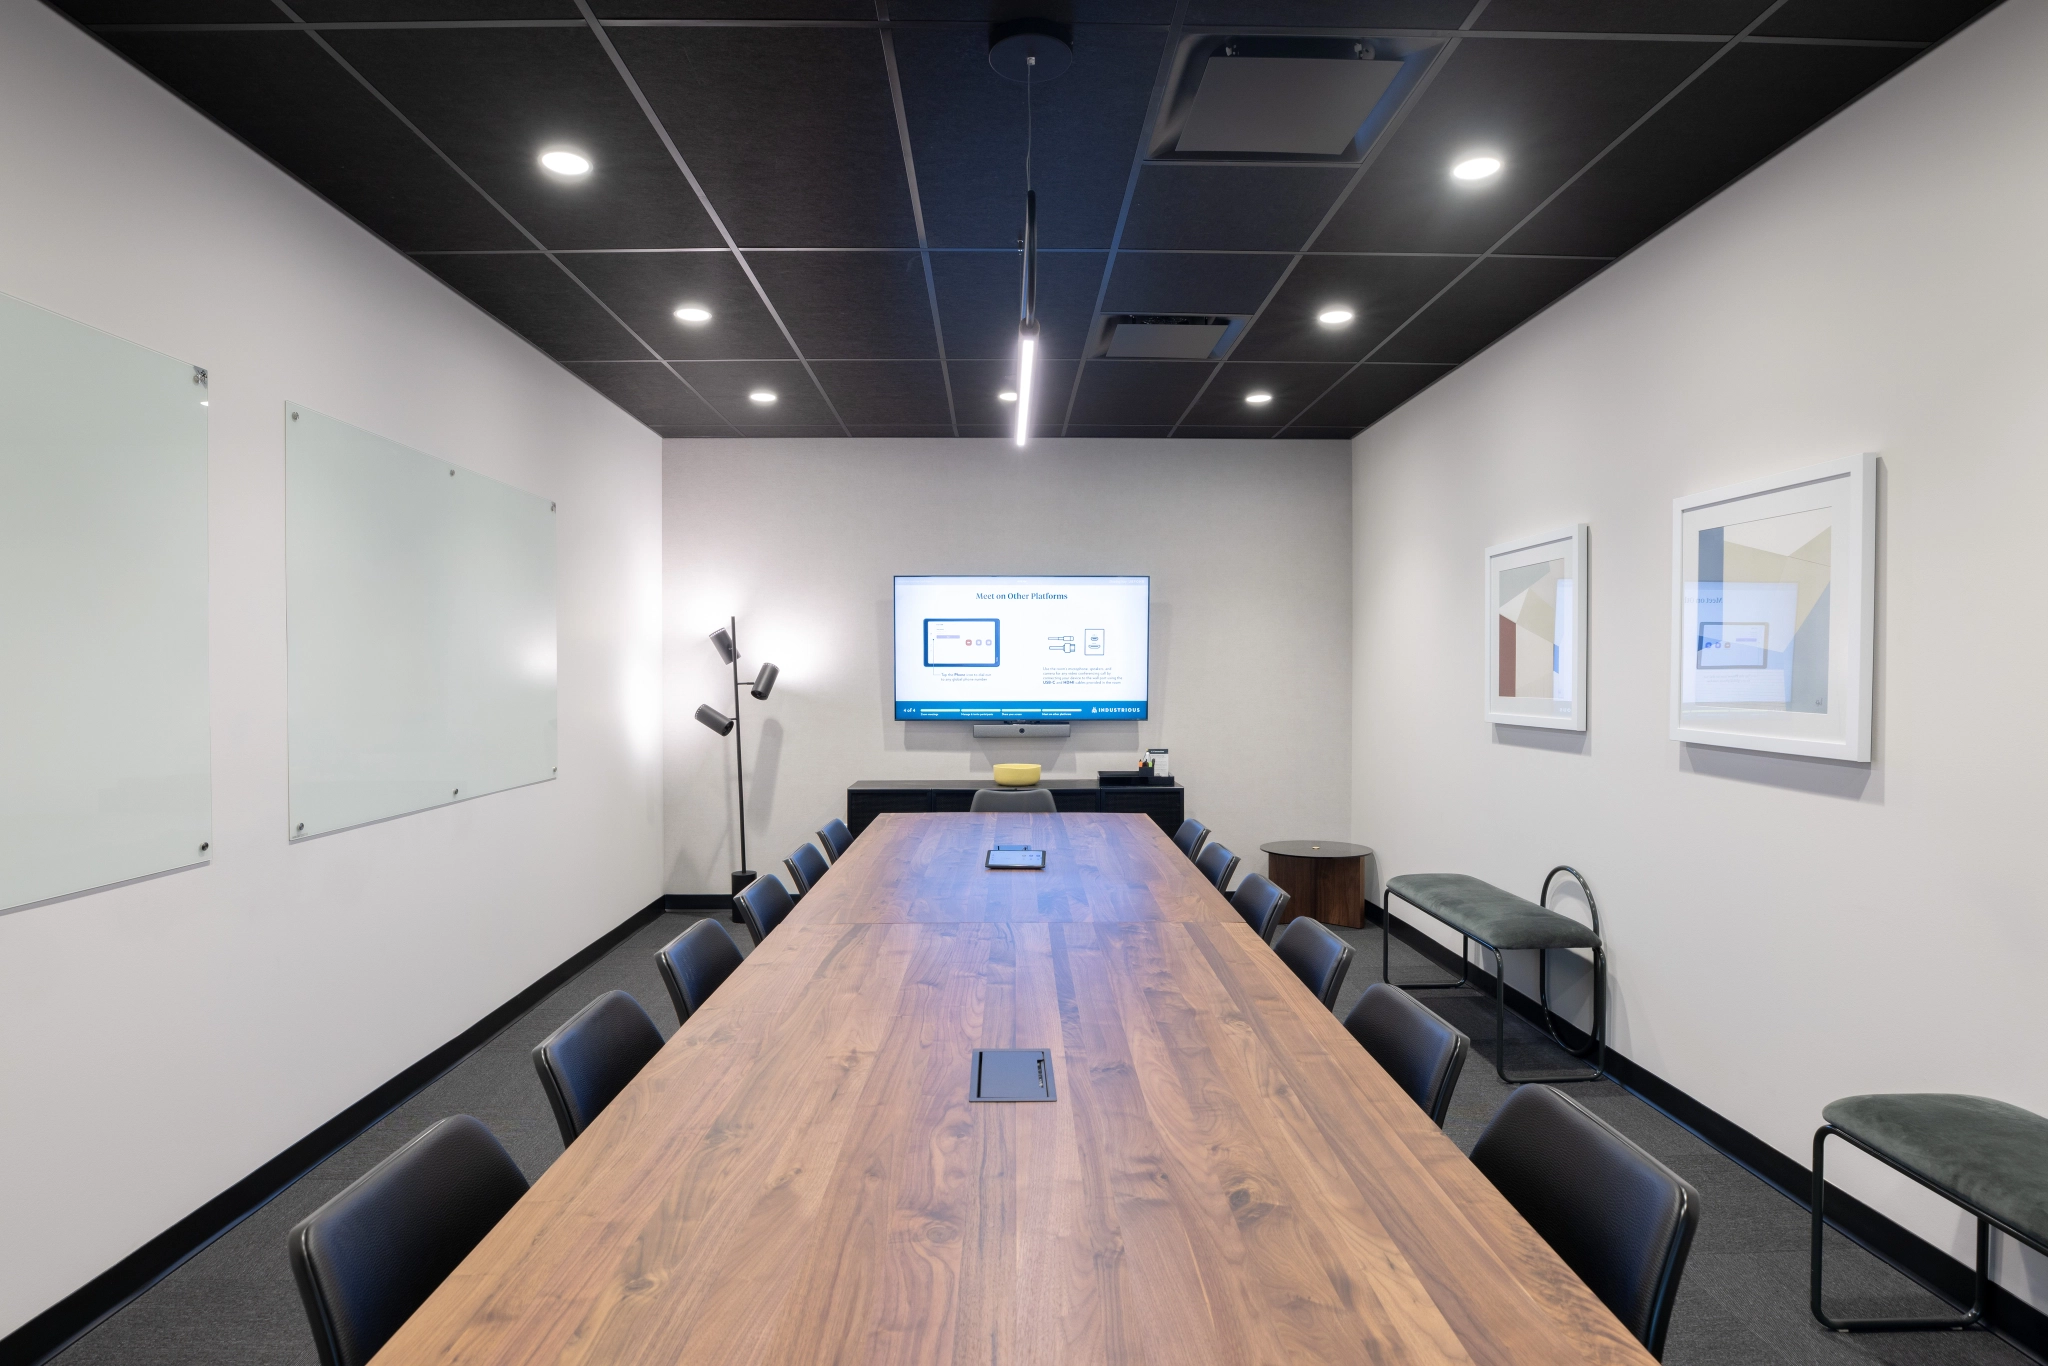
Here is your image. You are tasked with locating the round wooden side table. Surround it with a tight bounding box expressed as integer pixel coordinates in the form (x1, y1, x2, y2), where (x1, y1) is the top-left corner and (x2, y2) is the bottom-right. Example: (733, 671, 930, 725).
(1259, 840, 1374, 929)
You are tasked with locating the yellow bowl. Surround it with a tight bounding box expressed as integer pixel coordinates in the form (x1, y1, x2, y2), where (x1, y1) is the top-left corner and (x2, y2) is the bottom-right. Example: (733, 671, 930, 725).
(992, 763, 1041, 788)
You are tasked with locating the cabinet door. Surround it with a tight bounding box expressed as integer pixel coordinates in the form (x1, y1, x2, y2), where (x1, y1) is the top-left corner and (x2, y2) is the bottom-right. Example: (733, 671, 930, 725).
(1051, 788, 1101, 813)
(847, 789, 932, 836)
(1100, 787, 1185, 835)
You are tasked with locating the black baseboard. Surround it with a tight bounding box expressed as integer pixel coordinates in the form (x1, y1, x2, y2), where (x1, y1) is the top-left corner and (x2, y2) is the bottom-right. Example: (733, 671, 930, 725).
(0, 896, 670, 1366)
(664, 893, 731, 911)
(1368, 902, 2048, 1363)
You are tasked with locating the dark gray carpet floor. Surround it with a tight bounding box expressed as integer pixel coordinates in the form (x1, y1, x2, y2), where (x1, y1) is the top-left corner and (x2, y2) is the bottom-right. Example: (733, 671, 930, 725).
(49, 912, 2027, 1366)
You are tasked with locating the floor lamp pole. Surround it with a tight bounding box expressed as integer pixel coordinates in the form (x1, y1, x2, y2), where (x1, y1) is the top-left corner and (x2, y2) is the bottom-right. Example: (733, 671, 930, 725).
(730, 614, 752, 899)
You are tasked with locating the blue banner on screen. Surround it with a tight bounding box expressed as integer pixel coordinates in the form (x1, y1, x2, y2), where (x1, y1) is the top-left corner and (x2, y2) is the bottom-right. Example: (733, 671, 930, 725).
(895, 575, 1149, 720)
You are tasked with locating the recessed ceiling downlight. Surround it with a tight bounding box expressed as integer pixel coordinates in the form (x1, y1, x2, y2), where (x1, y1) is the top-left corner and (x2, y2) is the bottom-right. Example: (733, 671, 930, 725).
(1451, 155, 1501, 181)
(539, 148, 592, 176)
(998, 390, 1019, 402)
(1317, 308, 1355, 327)
(673, 305, 712, 324)
(1245, 391, 1273, 405)
(748, 389, 777, 404)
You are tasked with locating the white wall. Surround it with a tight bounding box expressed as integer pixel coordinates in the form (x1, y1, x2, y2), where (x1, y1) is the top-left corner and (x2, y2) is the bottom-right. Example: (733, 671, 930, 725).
(0, 0, 664, 1337)
(1350, 0, 2047, 1307)
(663, 437, 1352, 895)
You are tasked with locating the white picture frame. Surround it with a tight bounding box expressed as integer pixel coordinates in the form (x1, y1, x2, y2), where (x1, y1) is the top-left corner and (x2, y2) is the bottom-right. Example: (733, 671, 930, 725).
(1486, 524, 1588, 731)
(1670, 453, 1875, 761)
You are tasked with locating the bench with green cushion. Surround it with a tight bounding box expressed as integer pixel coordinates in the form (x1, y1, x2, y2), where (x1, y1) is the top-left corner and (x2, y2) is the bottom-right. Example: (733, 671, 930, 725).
(1813, 1093, 2048, 1334)
(1382, 869, 1604, 1084)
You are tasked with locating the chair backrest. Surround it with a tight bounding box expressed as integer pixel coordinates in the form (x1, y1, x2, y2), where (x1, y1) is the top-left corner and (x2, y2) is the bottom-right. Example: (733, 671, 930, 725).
(1342, 983, 1469, 1126)
(1229, 872, 1291, 942)
(733, 873, 795, 945)
(288, 1115, 528, 1366)
(970, 787, 1058, 812)
(1470, 1085, 1700, 1358)
(817, 817, 855, 862)
(784, 842, 831, 897)
(1172, 818, 1209, 861)
(654, 918, 745, 1027)
(1273, 917, 1353, 1009)
(530, 991, 664, 1147)
(1193, 840, 1240, 892)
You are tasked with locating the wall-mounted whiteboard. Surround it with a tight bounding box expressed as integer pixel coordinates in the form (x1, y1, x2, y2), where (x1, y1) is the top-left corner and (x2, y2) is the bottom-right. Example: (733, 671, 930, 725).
(286, 406, 555, 840)
(0, 292, 211, 912)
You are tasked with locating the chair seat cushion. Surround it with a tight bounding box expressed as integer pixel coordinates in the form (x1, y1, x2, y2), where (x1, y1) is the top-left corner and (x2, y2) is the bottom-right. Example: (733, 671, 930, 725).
(1823, 1094, 2048, 1247)
(1385, 873, 1600, 950)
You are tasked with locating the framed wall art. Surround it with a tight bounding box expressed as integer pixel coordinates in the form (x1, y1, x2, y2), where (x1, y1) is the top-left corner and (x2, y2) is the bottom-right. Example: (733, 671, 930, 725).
(1486, 524, 1588, 731)
(1671, 453, 1875, 761)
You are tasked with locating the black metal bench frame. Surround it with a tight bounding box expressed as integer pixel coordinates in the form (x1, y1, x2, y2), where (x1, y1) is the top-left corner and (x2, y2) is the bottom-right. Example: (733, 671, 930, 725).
(1810, 1123, 2048, 1333)
(1383, 865, 1605, 1085)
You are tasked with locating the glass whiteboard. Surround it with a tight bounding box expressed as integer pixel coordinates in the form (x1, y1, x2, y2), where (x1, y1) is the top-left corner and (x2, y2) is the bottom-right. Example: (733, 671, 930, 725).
(286, 406, 556, 839)
(0, 292, 211, 912)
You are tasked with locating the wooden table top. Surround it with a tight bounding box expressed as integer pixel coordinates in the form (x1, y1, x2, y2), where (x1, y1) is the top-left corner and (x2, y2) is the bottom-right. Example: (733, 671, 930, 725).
(374, 814, 1652, 1366)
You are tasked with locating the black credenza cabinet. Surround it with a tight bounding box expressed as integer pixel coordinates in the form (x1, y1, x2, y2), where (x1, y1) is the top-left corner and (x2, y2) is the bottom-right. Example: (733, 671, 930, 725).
(846, 780, 1185, 838)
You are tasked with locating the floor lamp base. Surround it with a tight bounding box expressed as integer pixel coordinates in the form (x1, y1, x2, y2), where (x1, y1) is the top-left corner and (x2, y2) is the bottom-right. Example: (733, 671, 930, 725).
(731, 869, 756, 918)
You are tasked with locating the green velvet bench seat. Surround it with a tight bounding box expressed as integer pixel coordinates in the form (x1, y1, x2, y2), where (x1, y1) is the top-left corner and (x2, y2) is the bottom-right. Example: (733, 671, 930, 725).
(1812, 1093, 2048, 1334)
(1382, 868, 1604, 1084)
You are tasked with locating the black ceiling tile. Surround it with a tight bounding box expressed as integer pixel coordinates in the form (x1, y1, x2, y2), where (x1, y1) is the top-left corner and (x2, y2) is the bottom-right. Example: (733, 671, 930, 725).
(655, 426, 740, 438)
(53, 1, 278, 19)
(744, 252, 937, 358)
(846, 425, 961, 437)
(1277, 426, 1365, 439)
(1504, 42, 1916, 257)
(1182, 1, 1471, 23)
(292, 0, 580, 18)
(729, 424, 850, 437)
(592, 0, 873, 15)
(1230, 254, 1470, 361)
(1068, 360, 1212, 425)
(1754, 0, 1998, 42)
(97, 32, 526, 252)
(1373, 253, 1600, 362)
(1181, 361, 1353, 426)
(564, 251, 794, 360)
(949, 358, 1079, 427)
(958, 424, 1011, 438)
(321, 27, 724, 250)
(810, 361, 955, 425)
(894, 26, 1163, 249)
(567, 361, 728, 428)
(1122, 166, 1356, 251)
(610, 27, 916, 249)
(421, 254, 651, 359)
(931, 251, 1105, 359)
(1065, 425, 1173, 437)
(1296, 362, 1452, 427)
(1102, 253, 1288, 316)
(893, 1, 1177, 20)
(1173, 426, 1277, 438)
(1478, 0, 1768, 32)
(671, 360, 844, 426)
(1316, 37, 1713, 253)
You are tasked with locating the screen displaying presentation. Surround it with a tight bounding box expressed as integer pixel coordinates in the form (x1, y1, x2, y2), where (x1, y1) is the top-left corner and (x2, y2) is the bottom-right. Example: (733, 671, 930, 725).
(894, 575, 1149, 720)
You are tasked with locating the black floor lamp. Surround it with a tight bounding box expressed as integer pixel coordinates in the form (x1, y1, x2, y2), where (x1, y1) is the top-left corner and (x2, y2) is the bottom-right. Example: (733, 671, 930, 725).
(694, 616, 779, 900)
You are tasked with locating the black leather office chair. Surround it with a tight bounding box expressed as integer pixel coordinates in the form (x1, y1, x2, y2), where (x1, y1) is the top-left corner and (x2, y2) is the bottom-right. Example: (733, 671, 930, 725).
(784, 842, 831, 897)
(288, 1115, 528, 1366)
(817, 818, 855, 862)
(1471, 1085, 1701, 1359)
(530, 991, 664, 1147)
(1194, 840, 1240, 892)
(1273, 917, 1352, 1009)
(970, 787, 1058, 812)
(1342, 983, 1469, 1127)
(655, 918, 745, 1027)
(734, 873, 794, 945)
(1229, 872, 1291, 942)
(1172, 818, 1209, 862)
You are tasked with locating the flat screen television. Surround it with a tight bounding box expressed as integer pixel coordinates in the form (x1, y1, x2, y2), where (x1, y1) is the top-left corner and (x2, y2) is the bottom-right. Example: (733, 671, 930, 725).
(894, 575, 1149, 721)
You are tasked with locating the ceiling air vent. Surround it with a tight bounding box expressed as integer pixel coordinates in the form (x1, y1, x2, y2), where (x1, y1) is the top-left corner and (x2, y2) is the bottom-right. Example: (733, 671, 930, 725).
(1150, 35, 1436, 164)
(1100, 315, 1236, 360)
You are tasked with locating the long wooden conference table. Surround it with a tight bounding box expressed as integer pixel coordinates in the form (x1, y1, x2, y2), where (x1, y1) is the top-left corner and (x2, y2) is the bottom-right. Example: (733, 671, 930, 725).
(377, 813, 1653, 1365)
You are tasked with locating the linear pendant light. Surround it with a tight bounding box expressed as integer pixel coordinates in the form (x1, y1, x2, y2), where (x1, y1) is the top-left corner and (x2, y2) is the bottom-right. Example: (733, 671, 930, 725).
(988, 20, 1071, 449)
(1017, 190, 1038, 447)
